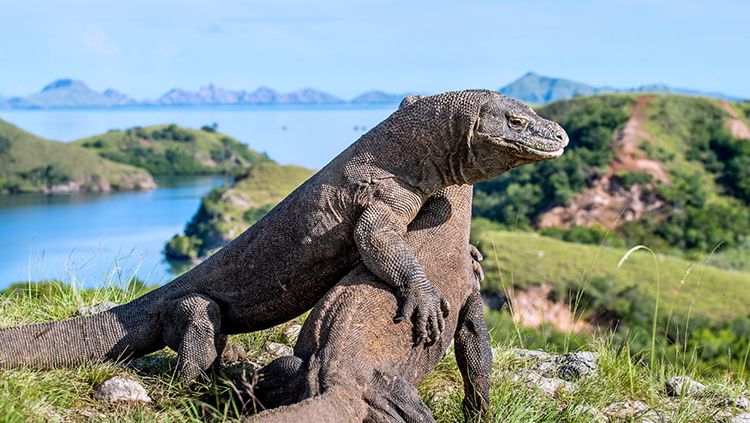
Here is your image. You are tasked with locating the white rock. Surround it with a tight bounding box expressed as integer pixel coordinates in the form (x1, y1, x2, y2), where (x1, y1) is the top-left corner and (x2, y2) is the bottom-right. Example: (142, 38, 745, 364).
(557, 351, 598, 381)
(731, 413, 750, 423)
(511, 370, 573, 396)
(601, 401, 660, 423)
(665, 376, 706, 397)
(283, 324, 302, 344)
(264, 342, 293, 360)
(93, 376, 151, 403)
(566, 404, 607, 423)
(510, 348, 554, 361)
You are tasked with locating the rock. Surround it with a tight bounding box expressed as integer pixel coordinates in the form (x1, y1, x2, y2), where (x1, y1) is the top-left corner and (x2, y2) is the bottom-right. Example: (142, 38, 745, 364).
(732, 413, 750, 423)
(93, 376, 152, 403)
(665, 376, 705, 397)
(264, 342, 293, 360)
(566, 404, 607, 423)
(509, 349, 598, 381)
(283, 324, 302, 344)
(510, 348, 555, 361)
(557, 351, 598, 381)
(76, 302, 118, 316)
(736, 397, 750, 410)
(221, 343, 247, 363)
(511, 370, 573, 396)
(601, 401, 660, 422)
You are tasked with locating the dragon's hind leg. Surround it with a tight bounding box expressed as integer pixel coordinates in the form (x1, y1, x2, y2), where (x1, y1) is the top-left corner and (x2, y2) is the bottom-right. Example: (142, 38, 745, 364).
(161, 293, 223, 383)
(252, 355, 305, 409)
(363, 371, 436, 423)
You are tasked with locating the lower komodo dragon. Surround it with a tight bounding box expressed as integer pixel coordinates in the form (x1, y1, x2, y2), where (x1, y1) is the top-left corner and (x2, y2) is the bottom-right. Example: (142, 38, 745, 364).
(0, 90, 568, 382)
(249, 184, 490, 422)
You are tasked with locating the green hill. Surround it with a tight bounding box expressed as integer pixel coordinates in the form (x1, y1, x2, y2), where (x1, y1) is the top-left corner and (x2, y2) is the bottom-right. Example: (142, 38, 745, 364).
(0, 119, 155, 194)
(74, 124, 269, 176)
(474, 93, 750, 265)
(164, 161, 314, 260)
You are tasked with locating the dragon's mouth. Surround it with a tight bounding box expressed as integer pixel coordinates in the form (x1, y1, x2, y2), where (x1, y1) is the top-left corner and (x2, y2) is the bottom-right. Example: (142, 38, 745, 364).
(516, 144, 565, 159)
(490, 138, 565, 160)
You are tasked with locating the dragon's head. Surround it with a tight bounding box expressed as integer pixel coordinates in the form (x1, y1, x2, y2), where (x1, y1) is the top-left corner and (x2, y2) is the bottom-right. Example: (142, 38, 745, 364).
(468, 92, 568, 179)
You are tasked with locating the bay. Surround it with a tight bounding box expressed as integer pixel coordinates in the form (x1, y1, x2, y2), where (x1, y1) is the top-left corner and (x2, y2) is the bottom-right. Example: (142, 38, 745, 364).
(0, 104, 397, 289)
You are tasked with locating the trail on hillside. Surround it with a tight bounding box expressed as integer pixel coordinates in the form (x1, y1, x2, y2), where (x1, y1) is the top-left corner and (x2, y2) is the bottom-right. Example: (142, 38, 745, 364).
(539, 95, 667, 230)
(719, 101, 750, 139)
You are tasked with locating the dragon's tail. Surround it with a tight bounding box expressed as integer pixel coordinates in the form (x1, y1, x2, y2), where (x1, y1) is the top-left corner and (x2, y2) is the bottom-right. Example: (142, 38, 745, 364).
(0, 304, 163, 369)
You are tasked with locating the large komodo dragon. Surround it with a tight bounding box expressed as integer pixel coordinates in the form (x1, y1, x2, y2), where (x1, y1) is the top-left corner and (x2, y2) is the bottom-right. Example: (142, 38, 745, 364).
(0, 90, 568, 383)
(249, 184, 491, 422)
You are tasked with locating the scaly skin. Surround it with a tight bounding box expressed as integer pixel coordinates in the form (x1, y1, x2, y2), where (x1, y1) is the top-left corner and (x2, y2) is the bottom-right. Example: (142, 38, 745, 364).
(249, 185, 491, 422)
(0, 90, 568, 382)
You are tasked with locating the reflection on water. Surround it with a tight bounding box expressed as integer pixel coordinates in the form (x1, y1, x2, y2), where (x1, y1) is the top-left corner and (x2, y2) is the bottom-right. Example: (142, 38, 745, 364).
(0, 176, 229, 289)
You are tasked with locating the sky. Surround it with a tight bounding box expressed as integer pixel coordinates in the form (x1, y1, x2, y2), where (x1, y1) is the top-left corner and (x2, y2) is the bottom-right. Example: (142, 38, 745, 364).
(0, 0, 748, 100)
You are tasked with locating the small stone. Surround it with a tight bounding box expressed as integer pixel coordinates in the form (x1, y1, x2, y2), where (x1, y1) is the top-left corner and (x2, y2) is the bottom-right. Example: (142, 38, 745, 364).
(557, 351, 598, 381)
(601, 401, 659, 422)
(511, 370, 573, 396)
(221, 343, 247, 363)
(264, 342, 293, 360)
(736, 397, 750, 410)
(731, 413, 750, 423)
(566, 404, 607, 423)
(511, 348, 554, 361)
(76, 302, 118, 316)
(283, 324, 302, 344)
(665, 376, 706, 397)
(93, 376, 151, 403)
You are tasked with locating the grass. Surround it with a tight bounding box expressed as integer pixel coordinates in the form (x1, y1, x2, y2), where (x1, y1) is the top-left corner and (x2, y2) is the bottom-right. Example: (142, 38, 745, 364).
(0, 119, 154, 194)
(73, 124, 270, 177)
(472, 221, 750, 323)
(1, 279, 748, 422)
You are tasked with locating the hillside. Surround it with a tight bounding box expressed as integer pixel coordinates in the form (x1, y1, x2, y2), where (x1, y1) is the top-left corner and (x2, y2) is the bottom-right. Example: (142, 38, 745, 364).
(74, 124, 270, 177)
(164, 161, 314, 259)
(1, 281, 748, 421)
(0, 119, 155, 194)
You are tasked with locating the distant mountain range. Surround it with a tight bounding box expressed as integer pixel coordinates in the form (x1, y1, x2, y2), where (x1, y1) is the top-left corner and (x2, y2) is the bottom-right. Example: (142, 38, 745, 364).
(0, 74, 743, 109)
(499, 72, 744, 104)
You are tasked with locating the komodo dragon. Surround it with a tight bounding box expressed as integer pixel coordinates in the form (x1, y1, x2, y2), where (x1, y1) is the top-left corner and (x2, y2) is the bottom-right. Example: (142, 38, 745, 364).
(248, 184, 490, 423)
(0, 90, 568, 383)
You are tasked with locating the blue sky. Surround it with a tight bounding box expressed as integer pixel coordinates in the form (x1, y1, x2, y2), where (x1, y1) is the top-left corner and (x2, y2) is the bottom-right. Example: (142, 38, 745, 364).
(1, 0, 748, 99)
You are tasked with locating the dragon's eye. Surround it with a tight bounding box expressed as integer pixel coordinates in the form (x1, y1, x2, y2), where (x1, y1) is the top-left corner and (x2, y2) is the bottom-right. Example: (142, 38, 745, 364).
(508, 116, 527, 130)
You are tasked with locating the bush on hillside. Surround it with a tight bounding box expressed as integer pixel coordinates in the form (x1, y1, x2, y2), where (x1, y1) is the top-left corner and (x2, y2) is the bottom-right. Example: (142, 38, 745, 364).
(473, 95, 633, 228)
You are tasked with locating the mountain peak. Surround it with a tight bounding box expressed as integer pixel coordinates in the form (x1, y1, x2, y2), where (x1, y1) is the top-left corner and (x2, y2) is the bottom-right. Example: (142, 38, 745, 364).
(41, 79, 90, 92)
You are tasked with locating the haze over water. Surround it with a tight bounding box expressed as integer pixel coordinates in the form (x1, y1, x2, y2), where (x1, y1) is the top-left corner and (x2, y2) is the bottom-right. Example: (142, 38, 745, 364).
(0, 105, 396, 288)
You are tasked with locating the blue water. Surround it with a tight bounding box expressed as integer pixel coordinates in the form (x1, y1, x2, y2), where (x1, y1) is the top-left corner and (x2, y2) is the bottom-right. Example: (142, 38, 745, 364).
(0, 176, 229, 288)
(0, 105, 397, 289)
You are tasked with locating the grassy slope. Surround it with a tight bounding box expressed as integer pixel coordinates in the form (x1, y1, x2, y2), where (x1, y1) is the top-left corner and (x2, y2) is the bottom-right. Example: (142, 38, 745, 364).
(472, 223, 750, 323)
(74, 124, 269, 176)
(0, 282, 747, 422)
(0, 119, 154, 194)
(165, 161, 314, 259)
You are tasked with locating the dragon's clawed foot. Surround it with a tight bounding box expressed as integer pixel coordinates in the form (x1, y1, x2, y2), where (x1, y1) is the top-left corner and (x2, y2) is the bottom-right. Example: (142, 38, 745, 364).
(394, 281, 450, 346)
(469, 244, 484, 283)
